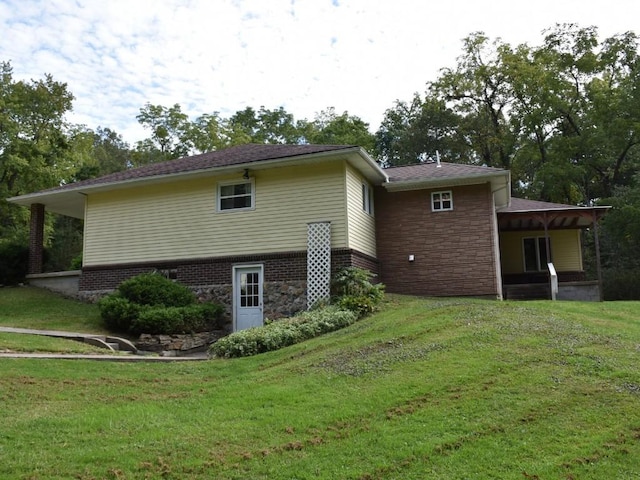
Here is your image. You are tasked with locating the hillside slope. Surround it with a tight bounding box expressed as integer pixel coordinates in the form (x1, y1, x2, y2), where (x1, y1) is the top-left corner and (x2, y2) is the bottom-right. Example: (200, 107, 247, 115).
(2, 295, 640, 479)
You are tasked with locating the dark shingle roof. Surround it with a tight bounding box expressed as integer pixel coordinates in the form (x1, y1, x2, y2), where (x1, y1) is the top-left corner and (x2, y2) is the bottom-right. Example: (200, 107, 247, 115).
(498, 197, 587, 212)
(383, 161, 505, 182)
(43, 143, 358, 194)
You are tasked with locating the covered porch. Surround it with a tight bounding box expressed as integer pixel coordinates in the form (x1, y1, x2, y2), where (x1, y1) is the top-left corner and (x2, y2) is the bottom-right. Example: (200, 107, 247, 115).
(497, 198, 609, 301)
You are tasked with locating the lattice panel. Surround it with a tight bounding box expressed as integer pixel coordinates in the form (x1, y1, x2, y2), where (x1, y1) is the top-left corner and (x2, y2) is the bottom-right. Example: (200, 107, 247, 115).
(307, 221, 331, 308)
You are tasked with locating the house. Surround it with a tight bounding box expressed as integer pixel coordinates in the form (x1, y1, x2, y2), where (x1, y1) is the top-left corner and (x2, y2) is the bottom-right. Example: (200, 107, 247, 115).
(9, 143, 609, 330)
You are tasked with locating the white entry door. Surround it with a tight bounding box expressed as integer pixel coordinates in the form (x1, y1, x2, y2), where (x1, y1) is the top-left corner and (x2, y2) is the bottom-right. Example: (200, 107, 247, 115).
(233, 266, 264, 331)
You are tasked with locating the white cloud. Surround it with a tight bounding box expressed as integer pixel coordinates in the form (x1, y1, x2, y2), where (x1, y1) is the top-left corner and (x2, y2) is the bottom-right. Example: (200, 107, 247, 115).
(1, 0, 638, 145)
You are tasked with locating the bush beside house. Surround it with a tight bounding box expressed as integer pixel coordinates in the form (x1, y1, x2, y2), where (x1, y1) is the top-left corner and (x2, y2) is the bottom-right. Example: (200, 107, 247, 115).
(211, 267, 385, 358)
(98, 273, 224, 335)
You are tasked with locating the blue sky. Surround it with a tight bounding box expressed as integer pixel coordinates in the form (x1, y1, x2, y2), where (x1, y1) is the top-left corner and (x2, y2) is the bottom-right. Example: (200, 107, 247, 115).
(1, 0, 637, 144)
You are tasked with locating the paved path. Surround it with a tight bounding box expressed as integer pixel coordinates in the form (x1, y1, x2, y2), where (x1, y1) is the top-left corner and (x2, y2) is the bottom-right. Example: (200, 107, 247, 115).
(0, 326, 209, 361)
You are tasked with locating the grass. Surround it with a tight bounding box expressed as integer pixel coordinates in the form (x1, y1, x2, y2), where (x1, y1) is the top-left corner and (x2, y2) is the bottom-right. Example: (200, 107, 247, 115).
(1, 292, 640, 479)
(0, 286, 104, 332)
(0, 286, 107, 353)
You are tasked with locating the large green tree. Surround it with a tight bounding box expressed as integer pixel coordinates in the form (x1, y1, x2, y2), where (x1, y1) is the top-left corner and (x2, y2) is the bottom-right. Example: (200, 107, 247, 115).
(0, 61, 75, 244)
(302, 108, 376, 151)
(377, 25, 640, 206)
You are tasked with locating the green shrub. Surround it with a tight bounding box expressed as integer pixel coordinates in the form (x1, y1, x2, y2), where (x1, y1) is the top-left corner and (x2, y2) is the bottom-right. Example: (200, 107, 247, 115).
(98, 272, 224, 335)
(69, 253, 83, 270)
(98, 295, 143, 332)
(0, 242, 29, 286)
(117, 272, 196, 307)
(331, 267, 385, 317)
(211, 306, 357, 358)
(130, 303, 225, 335)
(603, 268, 640, 300)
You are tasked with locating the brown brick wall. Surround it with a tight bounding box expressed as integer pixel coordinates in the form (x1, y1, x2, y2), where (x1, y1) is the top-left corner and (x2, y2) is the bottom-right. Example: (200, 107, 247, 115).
(375, 183, 500, 297)
(79, 248, 376, 292)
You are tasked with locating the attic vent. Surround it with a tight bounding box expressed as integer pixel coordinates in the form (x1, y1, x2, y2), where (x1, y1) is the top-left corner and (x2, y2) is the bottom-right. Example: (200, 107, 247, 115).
(307, 221, 331, 309)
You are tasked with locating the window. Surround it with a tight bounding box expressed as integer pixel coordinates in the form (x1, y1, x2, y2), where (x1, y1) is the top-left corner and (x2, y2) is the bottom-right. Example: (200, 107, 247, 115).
(218, 180, 254, 211)
(240, 271, 260, 307)
(523, 237, 552, 272)
(431, 191, 453, 212)
(362, 182, 374, 215)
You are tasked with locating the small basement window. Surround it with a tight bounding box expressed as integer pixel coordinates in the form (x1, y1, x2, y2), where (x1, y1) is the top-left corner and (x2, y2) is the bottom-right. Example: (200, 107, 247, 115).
(362, 182, 374, 215)
(218, 180, 254, 211)
(431, 191, 453, 212)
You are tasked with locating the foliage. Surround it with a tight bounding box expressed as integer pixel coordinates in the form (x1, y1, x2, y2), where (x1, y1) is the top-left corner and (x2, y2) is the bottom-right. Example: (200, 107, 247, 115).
(0, 241, 29, 286)
(69, 253, 83, 270)
(116, 272, 196, 307)
(98, 294, 143, 332)
(130, 303, 224, 335)
(302, 107, 376, 151)
(331, 267, 385, 317)
(381, 25, 640, 206)
(0, 61, 75, 244)
(603, 268, 640, 300)
(210, 305, 357, 358)
(98, 272, 223, 334)
(134, 102, 193, 162)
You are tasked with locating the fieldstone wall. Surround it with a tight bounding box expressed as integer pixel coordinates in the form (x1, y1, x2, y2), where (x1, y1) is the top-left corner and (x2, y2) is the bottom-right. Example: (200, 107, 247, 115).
(136, 331, 225, 353)
(191, 281, 307, 322)
(263, 280, 307, 319)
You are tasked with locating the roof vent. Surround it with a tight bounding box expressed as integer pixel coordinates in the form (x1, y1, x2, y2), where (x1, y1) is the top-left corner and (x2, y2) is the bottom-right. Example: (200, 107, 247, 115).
(436, 151, 441, 168)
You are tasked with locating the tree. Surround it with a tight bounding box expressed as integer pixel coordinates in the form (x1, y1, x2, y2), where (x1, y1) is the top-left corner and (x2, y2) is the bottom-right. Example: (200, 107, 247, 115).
(376, 94, 465, 166)
(431, 33, 517, 170)
(227, 106, 302, 145)
(0, 61, 74, 244)
(303, 108, 375, 151)
(134, 103, 193, 163)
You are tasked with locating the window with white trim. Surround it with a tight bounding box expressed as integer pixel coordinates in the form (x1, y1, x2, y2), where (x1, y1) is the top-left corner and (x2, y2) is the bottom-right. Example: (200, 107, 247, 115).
(362, 182, 374, 215)
(217, 180, 254, 212)
(523, 237, 552, 272)
(431, 190, 453, 211)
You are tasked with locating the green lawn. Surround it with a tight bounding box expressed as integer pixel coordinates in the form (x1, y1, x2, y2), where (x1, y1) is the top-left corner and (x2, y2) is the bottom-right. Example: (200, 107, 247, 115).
(1, 291, 640, 479)
(0, 286, 104, 332)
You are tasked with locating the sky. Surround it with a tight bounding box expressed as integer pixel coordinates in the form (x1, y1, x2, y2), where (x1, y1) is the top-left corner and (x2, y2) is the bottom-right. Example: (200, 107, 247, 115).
(1, 0, 638, 145)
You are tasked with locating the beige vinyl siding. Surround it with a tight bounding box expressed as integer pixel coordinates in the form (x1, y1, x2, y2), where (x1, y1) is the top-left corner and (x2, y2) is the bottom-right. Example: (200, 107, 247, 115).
(499, 230, 583, 274)
(83, 162, 348, 265)
(345, 164, 376, 257)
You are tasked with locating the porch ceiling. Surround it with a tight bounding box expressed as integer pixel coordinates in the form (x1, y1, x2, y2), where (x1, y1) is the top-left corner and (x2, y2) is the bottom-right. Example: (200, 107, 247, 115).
(497, 204, 610, 231)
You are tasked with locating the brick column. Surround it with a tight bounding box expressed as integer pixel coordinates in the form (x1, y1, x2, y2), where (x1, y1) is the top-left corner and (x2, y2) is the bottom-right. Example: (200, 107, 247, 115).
(28, 203, 45, 274)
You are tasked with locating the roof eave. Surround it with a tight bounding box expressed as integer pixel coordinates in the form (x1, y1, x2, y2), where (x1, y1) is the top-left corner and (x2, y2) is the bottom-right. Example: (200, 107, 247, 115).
(382, 170, 508, 191)
(7, 146, 388, 213)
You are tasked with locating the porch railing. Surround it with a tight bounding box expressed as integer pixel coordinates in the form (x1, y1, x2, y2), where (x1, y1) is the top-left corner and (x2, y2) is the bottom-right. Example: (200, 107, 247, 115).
(547, 262, 558, 301)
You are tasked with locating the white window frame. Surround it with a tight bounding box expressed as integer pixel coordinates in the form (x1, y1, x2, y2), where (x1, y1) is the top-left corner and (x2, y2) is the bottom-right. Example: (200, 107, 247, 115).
(362, 182, 374, 215)
(431, 190, 453, 212)
(217, 179, 255, 212)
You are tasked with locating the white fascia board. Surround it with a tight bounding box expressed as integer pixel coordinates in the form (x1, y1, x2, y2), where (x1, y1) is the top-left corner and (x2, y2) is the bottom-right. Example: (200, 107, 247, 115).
(383, 170, 509, 192)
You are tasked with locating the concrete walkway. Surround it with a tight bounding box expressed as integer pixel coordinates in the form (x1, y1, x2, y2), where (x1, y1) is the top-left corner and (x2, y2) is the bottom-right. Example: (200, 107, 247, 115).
(0, 326, 210, 361)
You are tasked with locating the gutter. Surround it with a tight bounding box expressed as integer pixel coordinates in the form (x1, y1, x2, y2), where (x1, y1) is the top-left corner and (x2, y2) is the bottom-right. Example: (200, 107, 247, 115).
(9, 146, 388, 205)
(382, 170, 509, 192)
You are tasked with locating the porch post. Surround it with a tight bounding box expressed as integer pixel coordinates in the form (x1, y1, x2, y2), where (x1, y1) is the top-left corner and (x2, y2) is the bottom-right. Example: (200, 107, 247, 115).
(592, 210, 604, 302)
(543, 212, 551, 264)
(28, 203, 45, 275)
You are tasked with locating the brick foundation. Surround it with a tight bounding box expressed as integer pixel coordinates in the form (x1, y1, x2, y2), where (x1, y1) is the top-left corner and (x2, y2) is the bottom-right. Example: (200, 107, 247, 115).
(79, 248, 377, 322)
(375, 184, 500, 297)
